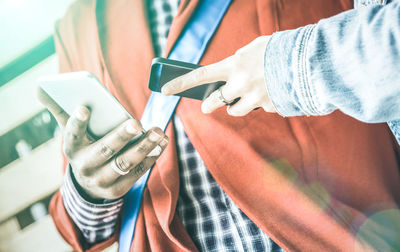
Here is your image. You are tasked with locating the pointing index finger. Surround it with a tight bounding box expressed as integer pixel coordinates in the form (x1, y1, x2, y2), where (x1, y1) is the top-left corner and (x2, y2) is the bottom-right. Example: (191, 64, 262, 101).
(161, 56, 234, 95)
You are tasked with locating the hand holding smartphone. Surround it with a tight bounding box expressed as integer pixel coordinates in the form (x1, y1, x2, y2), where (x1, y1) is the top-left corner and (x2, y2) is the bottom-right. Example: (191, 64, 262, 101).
(37, 71, 169, 200)
(39, 71, 135, 140)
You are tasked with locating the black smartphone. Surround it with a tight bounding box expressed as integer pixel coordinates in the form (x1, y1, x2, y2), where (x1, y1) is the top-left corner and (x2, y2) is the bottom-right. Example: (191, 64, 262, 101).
(148, 57, 225, 100)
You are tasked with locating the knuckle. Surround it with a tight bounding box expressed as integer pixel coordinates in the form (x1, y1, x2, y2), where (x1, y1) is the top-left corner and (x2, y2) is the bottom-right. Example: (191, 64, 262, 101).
(92, 177, 109, 189)
(222, 86, 237, 101)
(132, 162, 148, 177)
(72, 159, 84, 171)
(65, 132, 79, 142)
(99, 144, 115, 157)
(64, 127, 82, 145)
(73, 158, 91, 176)
(137, 142, 152, 153)
(193, 67, 207, 81)
(115, 155, 132, 172)
(116, 130, 130, 142)
(92, 177, 103, 188)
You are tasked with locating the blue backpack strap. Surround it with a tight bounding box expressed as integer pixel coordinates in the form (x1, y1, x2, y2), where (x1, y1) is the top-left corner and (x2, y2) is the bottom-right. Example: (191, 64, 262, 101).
(119, 0, 232, 251)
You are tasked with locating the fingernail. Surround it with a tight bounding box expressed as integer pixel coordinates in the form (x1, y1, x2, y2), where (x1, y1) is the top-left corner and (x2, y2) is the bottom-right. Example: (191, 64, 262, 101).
(126, 121, 141, 134)
(147, 145, 162, 157)
(75, 107, 88, 121)
(149, 131, 162, 142)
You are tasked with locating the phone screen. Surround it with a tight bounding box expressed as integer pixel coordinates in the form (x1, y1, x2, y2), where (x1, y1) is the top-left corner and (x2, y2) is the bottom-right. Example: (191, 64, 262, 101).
(39, 71, 134, 139)
(148, 57, 225, 100)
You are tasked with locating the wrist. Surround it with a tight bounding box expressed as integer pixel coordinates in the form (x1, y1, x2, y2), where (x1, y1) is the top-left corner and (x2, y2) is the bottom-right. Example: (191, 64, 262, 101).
(69, 165, 122, 204)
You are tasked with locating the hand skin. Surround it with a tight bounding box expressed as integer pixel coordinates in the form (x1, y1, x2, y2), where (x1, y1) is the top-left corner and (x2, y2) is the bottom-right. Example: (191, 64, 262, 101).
(37, 88, 168, 200)
(162, 36, 276, 116)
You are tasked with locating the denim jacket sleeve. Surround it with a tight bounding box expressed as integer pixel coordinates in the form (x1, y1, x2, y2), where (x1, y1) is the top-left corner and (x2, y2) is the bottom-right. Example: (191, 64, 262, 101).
(264, 0, 400, 143)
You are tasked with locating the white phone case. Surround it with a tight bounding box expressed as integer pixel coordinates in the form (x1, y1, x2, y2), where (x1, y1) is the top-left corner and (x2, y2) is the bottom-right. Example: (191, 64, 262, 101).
(38, 71, 132, 139)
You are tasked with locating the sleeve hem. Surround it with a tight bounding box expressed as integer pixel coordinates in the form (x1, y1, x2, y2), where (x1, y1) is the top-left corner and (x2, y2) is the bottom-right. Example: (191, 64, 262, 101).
(264, 28, 313, 117)
(61, 166, 122, 244)
(298, 24, 337, 116)
(64, 166, 123, 207)
(296, 24, 323, 115)
(264, 24, 333, 117)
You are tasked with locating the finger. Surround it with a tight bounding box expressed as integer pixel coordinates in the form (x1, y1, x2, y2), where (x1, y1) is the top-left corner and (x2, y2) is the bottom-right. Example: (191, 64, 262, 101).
(112, 158, 155, 195)
(88, 119, 144, 167)
(37, 87, 69, 127)
(201, 83, 239, 114)
(226, 96, 259, 117)
(261, 101, 276, 113)
(114, 137, 168, 188)
(101, 128, 167, 182)
(161, 56, 234, 95)
(98, 134, 168, 186)
(98, 157, 156, 199)
(63, 106, 90, 156)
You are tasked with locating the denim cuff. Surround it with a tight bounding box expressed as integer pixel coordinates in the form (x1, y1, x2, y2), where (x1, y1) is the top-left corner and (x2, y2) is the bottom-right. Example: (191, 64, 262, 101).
(265, 25, 314, 116)
(265, 24, 337, 117)
(388, 120, 400, 145)
(355, 0, 388, 8)
(264, 30, 301, 116)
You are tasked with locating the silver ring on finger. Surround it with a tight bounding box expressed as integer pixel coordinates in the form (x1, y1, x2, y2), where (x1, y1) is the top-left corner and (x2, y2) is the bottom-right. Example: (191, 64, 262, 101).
(217, 86, 234, 105)
(111, 156, 130, 175)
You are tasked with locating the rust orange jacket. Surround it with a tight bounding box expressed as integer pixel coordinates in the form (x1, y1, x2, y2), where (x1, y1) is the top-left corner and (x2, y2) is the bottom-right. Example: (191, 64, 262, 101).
(49, 0, 400, 251)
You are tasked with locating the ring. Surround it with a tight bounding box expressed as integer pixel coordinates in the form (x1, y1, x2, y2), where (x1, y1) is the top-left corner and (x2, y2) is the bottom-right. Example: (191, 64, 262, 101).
(217, 86, 233, 105)
(111, 157, 130, 175)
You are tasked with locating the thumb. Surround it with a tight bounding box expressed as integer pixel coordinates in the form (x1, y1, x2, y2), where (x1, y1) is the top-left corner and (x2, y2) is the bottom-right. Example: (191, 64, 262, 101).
(37, 87, 69, 128)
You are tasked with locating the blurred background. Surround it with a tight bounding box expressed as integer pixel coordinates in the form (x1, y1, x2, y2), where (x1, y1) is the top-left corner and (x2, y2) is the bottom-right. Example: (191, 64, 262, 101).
(0, 0, 116, 251)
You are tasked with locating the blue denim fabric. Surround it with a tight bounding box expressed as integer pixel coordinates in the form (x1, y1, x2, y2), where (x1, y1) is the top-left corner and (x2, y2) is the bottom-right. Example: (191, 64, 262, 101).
(264, 0, 400, 144)
(355, 0, 388, 7)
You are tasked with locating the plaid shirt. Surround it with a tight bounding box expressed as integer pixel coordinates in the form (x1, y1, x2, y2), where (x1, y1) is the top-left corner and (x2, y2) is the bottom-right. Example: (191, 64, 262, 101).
(61, 0, 283, 251)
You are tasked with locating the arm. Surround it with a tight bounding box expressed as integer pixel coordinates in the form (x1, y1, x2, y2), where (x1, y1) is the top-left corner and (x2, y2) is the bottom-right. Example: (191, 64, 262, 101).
(46, 7, 169, 251)
(162, 1, 400, 143)
(46, 19, 125, 251)
(264, 1, 400, 123)
(60, 167, 122, 244)
(264, 0, 400, 143)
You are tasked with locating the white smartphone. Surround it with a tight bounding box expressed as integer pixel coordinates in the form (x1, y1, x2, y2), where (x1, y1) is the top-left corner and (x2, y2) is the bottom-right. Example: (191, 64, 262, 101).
(38, 71, 134, 139)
